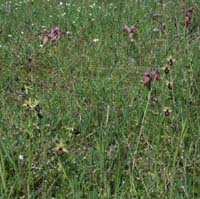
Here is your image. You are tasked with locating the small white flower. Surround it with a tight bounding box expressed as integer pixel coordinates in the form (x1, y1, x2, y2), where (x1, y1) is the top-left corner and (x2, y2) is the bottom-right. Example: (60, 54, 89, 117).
(8, 34, 12, 37)
(21, 31, 24, 34)
(39, 44, 43, 48)
(19, 155, 24, 160)
(59, 2, 63, 6)
(93, 38, 99, 42)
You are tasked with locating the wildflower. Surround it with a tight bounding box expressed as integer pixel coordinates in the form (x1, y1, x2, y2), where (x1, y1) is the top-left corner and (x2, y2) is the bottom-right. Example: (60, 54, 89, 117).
(93, 38, 99, 42)
(64, 127, 80, 136)
(36, 27, 65, 45)
(143, 68, 160, 86)
(181, 7, 194, 15)
(181, 7, 194, 27)
(143, 68, 152, 85)
(163, 64, 170, 74)
(72, 128, 80, 135)
(166, 81, 173, 90)
(167, 55, 175, 66)
(153, 70, 161, 80)
(22, 98, 42, 118)
(19, 155, 24, 160)
(55, 140, 68, 156)
(34, 104, 43, 118)
(23, 98, 39, 110)
(185, 15, 191, 27)
(163, 107, 172, 116)
(123, 25, 137, 38)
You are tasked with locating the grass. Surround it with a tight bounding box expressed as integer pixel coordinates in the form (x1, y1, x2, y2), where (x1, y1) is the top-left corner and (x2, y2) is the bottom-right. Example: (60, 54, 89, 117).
(0, 0, 200, 198)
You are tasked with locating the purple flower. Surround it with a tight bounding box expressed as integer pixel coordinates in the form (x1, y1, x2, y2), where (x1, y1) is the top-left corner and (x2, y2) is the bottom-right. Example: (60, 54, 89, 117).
(123, 25, 137, 38)
(36, 27, 65, 44)
(182, 7, 194, 15)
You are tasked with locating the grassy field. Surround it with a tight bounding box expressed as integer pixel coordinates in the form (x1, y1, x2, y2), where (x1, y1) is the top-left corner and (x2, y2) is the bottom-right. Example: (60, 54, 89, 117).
(0, 0, 200, 198)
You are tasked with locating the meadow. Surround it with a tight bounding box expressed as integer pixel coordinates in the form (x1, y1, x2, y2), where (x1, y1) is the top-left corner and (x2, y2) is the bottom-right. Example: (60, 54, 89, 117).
(0, 0, 200, 198)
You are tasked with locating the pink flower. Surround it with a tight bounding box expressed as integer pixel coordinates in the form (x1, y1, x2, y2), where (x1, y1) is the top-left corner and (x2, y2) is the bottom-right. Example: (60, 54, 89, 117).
(123, 25, 137, 38)
(36, 27, 65, 45)
(143, 68, 160, 86)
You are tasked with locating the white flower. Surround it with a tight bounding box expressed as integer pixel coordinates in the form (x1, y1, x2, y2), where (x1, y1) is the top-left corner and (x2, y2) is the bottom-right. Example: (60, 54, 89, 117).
(93, 38, 99, 42)
(59, 2, 63, 6)
(19, 155, 24, 160)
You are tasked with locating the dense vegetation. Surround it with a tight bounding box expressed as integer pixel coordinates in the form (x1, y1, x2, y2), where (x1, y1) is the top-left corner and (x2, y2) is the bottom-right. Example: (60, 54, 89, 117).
(0, 0, 200, 198)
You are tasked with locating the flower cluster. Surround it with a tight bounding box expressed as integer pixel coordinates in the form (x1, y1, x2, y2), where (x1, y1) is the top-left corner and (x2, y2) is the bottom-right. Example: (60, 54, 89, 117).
(143, 67, 160, 86)
(36, 27, 65, 45)
(163, 55, 175, 116)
